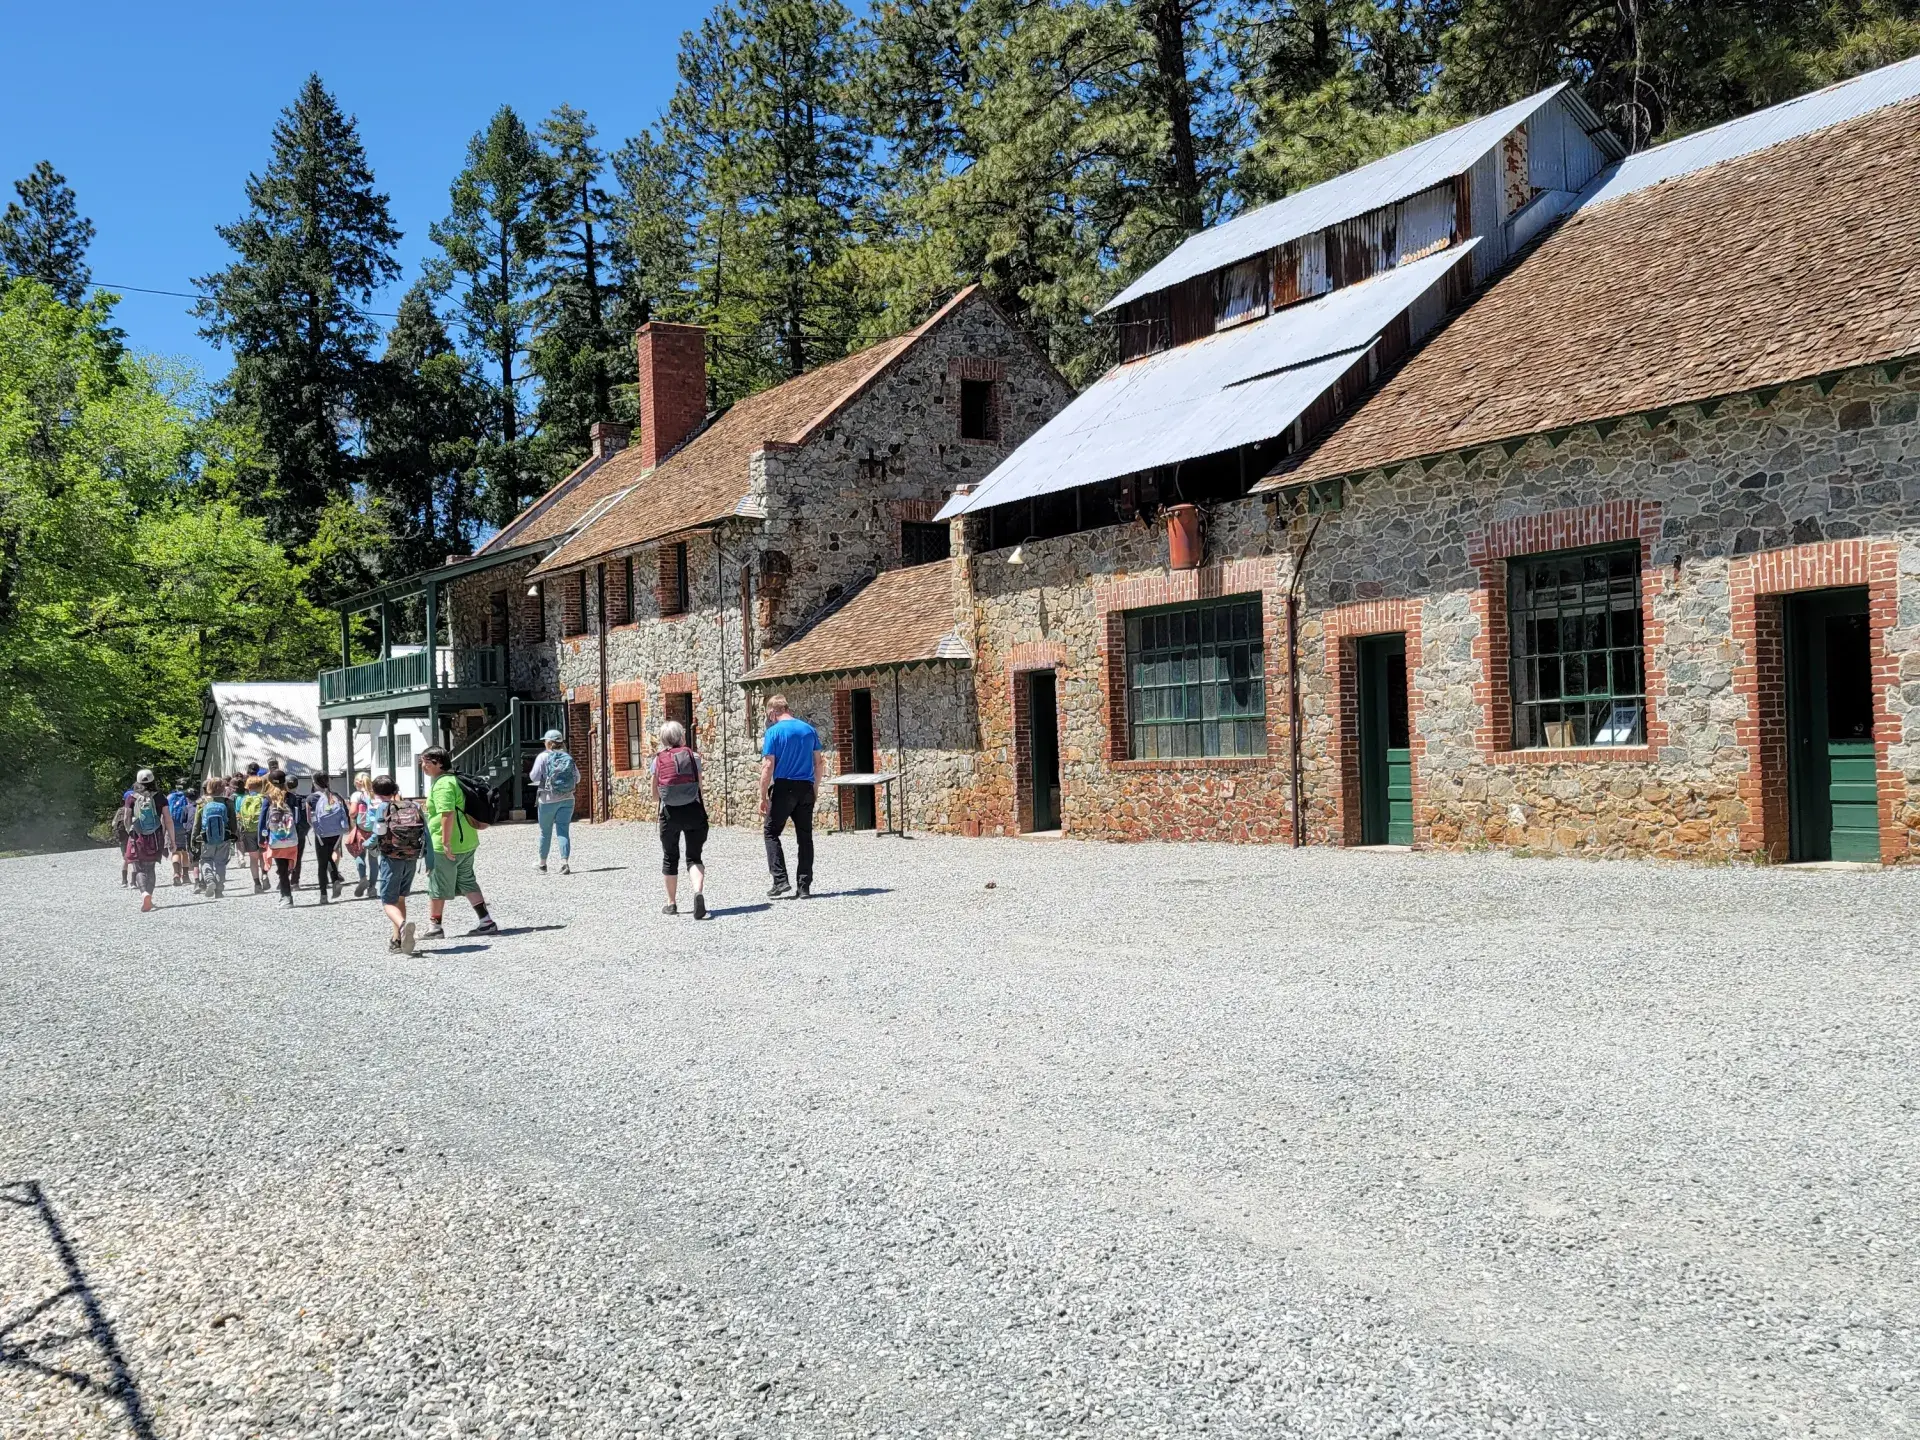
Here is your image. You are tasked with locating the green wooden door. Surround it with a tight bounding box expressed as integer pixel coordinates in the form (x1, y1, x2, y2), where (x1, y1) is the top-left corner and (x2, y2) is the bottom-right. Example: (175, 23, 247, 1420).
(1358, 636, 1413, 846)
(1785, 589, 1879, 862)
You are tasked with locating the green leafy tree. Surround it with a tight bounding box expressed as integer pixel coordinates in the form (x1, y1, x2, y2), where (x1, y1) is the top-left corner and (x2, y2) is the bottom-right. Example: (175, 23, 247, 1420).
(429, 106, 551, 527)
(365, 281, 485, 576)
(1, 161, 96, 305)
(195, 75, 402, 555)
(0, 280, 329, 851)
(531, 105, 632, 474)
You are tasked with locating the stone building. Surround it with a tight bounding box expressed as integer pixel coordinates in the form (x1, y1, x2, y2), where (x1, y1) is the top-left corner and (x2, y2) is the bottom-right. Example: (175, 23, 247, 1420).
(503, 285, 1074, 825)
(877, 55, 1920, 865)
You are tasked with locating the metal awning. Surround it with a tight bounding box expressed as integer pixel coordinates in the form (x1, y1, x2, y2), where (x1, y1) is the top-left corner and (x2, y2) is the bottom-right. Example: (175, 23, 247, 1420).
(938, 241, 1478, 519)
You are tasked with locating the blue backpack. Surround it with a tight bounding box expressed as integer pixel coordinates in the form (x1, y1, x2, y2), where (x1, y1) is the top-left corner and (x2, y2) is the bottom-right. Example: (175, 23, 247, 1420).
(200, 800, 229, 846)
(130, 791, 161, 835)
(168, 790, 193, 833)
(545, 751, 579, 794)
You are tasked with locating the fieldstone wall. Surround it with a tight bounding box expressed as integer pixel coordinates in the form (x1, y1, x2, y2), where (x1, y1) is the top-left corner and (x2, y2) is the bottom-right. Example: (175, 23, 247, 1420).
(448, 555, 556, 700)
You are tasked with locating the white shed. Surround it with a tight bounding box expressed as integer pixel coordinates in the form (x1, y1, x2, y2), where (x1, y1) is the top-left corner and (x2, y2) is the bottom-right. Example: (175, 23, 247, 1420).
(194, 683, 428, 797)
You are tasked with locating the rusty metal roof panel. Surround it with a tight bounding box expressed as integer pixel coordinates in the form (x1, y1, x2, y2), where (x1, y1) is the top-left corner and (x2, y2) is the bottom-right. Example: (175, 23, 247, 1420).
(1103, 86, 1595, 313)
(1582, 53, 1920, 208)
(939, 242, 1477, 518)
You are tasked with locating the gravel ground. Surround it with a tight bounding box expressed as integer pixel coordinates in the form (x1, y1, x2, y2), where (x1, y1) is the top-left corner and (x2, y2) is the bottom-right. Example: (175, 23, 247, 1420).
(1, 824, 1915, 1440)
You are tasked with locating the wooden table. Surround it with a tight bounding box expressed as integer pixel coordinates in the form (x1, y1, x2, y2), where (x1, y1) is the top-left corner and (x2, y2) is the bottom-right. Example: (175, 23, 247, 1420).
(829, 771, 903, 835)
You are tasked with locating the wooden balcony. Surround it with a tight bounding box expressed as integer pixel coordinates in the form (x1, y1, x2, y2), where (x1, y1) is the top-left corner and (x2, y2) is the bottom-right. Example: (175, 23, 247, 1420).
(318, 646, 510, 715)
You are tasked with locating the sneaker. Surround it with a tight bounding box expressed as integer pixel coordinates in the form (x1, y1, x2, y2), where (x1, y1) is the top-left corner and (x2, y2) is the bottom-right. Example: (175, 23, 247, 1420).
(388, 937, 403, 953)
(421, 925, 446, 942)
(469, 917, 500, 936)
(560, 861, 571, 875)
(400, 922, 416, 956)
(662, 902, 678, 915)
(536, 861, 547, 872)
(281, 896, 295, 909)
(693, 893, 708, 921)
(794, 882, 812, 900)
(768, 878, 791, 899)
(318, 893, 330, 905)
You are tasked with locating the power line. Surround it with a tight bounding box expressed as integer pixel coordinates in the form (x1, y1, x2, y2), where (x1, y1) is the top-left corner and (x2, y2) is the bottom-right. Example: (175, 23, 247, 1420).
(88, 281, 402, 318)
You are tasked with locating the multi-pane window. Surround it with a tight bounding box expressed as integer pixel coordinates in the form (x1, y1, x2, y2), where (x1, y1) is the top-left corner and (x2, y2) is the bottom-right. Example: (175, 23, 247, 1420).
(1125, 596, 1267, 759)
(901, 520, 949, 566)
(622, 701, 643, 771)
(1509, 545, 1645, 748)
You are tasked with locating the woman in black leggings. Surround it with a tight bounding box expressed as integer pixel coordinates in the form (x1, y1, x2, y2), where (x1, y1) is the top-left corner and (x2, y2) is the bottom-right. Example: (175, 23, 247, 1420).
(653, 720, 710, 920)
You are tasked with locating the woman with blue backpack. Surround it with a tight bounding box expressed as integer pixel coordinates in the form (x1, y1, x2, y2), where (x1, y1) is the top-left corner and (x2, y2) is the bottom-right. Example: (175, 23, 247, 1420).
(259, 770, 302, 907)
(193, 778, 236, 898)
(527, 728, 579, 875)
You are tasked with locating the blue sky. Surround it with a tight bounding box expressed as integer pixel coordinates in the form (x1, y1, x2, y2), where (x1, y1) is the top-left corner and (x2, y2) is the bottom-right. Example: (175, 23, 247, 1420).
(1, 0, 715, 378)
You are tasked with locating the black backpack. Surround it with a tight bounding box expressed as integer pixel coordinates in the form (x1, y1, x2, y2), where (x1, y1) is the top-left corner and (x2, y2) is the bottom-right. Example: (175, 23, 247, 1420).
(454, 772, 498, 828)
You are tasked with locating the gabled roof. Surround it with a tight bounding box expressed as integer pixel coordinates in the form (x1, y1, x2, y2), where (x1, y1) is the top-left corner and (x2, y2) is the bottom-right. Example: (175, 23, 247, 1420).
(1103, 85, 1616, 312)
(939, 241, 1475, 519)
(1268, 87, 1920, 489)
(739, 561, 970, 684)
(531, 287, 989, 578)
(479, 450, 618, 555)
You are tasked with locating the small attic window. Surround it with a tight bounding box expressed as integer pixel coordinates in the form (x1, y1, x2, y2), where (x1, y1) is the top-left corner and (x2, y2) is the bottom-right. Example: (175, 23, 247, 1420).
(959, 378, 1000, 442)
(1216, 255, 1270, 329)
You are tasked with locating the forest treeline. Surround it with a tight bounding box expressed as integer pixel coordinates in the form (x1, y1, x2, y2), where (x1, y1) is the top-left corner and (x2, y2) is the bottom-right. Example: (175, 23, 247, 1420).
(3, 0, 1916, 847)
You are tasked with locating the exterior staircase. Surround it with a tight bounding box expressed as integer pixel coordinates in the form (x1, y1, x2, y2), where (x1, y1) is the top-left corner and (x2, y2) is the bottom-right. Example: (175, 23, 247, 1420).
(450, 697, 567, 812)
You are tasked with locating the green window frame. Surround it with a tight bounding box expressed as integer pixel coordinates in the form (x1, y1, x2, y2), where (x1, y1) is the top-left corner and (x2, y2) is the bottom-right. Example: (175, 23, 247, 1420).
(1124, 596, 1267, 759)
(1508, 544, 1645, 748)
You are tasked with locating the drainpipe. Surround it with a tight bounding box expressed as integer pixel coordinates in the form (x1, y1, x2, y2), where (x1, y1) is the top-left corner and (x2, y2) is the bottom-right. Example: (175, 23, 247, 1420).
(1286, 511, 1323, 848)
(596, 562, 612, 823)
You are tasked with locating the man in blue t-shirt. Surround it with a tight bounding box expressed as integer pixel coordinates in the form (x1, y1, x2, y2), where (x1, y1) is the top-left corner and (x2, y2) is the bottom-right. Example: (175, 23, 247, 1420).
(759, 694, 823, 898)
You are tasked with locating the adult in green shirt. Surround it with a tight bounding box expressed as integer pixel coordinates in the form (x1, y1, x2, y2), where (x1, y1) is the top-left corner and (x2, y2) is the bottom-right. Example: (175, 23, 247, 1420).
(419, 747, 499, 940)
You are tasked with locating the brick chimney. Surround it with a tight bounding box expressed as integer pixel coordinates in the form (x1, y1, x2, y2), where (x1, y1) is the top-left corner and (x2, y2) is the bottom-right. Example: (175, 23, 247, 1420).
(589, 420, 631, 459)
(635, 322, 708, 469)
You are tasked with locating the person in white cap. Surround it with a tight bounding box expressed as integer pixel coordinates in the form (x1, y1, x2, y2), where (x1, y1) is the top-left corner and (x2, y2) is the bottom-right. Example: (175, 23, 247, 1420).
(123, 768, 171, 912)
(527, 727, 580, 874)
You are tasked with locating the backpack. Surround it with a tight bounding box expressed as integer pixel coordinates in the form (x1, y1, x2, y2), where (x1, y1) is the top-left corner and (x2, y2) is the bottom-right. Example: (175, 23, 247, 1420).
(265, 798, 297, 848)
(200, 800, 229, 846)
(238, 793, 264, 832)
(544, 750, 579, 795)
(131, 791, 161, 836)
(309, 789, 349, 837)
(168, 791, 193, 832)
(454, 773, 498, 828)
(382, 799, 426, 860)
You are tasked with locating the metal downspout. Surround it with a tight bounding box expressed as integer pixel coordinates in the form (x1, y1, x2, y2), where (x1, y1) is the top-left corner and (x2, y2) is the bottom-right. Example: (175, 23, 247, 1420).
(596, 562, 611, 823)
(1286, 512, 1323, 848)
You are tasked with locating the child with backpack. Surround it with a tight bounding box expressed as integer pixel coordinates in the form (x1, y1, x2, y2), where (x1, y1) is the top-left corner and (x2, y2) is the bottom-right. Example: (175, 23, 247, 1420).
(307, 774, 351, 903)
(347, 771, 376, 897)
(194, 778, 236, 898)
(366, 773, 425, 954)
(125, 769, 167, 913)
(527, 728, 579, 875)
(112, 792, 133, 887)
(167, 782, 196, 887)
(237, 775, 268, 892)
(419, 746, 498, 940)
(260, 771, 302, 906)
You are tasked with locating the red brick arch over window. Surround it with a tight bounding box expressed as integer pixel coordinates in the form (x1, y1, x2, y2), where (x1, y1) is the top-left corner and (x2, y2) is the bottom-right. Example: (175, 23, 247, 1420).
(1730, 539, 1907, 862)
(1469, 499, 1669, 763)
(1322, 599, 1425, 846)
(1006, 641, 1068, 834)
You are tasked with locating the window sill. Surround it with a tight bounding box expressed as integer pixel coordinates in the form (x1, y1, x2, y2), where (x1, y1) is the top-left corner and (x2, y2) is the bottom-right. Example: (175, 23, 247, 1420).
(1496, 745, 1652, 765)
(1111, 755, 1275, 771)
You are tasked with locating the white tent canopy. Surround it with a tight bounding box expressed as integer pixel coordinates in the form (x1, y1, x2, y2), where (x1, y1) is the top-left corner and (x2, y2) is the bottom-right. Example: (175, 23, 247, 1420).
(197, 683, 428, 796)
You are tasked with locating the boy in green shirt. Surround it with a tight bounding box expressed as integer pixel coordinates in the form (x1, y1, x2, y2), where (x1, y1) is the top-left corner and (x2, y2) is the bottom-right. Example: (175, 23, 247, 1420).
(419, 747, 498, 939)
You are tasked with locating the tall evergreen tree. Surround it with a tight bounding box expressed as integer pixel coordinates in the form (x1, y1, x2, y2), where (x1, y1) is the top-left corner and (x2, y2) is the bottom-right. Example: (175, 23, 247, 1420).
(1, 161, 96, 305)
(365, 282, 485, 576)
(194, 75, 401, 554)
(429, 106, 550, 527)
(531, 105, 630, 473)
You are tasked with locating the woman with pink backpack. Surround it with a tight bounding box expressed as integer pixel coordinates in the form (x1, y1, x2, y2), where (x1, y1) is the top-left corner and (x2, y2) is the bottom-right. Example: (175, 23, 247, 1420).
(653, 720, 710, 920)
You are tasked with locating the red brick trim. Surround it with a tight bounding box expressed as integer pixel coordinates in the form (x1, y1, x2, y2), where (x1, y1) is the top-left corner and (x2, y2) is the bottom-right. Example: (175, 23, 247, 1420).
(832, 687, 856, 828)
(565, 700, 596, 820)
(607, 554, 635, 627)
(562, 572, 588, 637)
(1469, 500, 1668, 762)
(657, 541, 690, 618)
(1323, 599, 1426, 846)
(1729, 539, 1906, 863)
(1093, 560, 1287, 769)
(610, 690, 644, 773)
(1008, 664, 1066, 833)
(948, 356, 1009, 445)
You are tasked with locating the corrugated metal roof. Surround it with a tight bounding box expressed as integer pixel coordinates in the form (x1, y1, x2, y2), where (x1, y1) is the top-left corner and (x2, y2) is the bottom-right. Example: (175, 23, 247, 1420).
(939, 242, 1477, 519)
(1103, 86, 1582, 312)
(1581, 53, 1920, 207)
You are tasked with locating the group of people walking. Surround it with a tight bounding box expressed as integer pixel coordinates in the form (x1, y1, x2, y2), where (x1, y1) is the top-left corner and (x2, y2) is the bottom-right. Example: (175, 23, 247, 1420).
(112, 694, 829, 945)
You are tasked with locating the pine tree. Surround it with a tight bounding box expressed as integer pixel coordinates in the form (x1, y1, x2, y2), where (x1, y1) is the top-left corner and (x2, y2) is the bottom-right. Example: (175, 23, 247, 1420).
(429, 106, 550, 527)
(365, 283, 485, 576)
(1, 161, 96, 305)
(530, 105, 630, 474)
(194, 75, 401, 551)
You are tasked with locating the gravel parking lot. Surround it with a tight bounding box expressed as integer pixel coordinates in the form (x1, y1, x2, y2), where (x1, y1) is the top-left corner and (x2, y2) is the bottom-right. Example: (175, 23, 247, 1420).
(2, 824, 1915, 1439)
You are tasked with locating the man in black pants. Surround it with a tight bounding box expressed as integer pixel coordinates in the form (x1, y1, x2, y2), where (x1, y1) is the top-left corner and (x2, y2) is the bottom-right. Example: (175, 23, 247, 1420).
(758, 694, 824, 899)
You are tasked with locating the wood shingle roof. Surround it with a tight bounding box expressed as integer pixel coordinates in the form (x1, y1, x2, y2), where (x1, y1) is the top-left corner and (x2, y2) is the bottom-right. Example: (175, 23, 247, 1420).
(740, 562, 969, 685)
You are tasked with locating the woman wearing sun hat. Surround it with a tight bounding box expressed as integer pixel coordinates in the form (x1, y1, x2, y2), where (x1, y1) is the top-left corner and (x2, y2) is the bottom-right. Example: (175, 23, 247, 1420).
(527, 728, 581, 874)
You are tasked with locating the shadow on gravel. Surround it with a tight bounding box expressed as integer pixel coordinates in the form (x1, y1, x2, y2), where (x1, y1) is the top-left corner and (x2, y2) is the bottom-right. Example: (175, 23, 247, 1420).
(0, 1180, 157, 1439)
(802, 886, 893, 900)
(704, 902, 773, 917)
(488, 924, 568, 937)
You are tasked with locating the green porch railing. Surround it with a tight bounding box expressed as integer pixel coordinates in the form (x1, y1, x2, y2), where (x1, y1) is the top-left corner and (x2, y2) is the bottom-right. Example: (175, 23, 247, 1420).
(319, 646, 506, 706)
